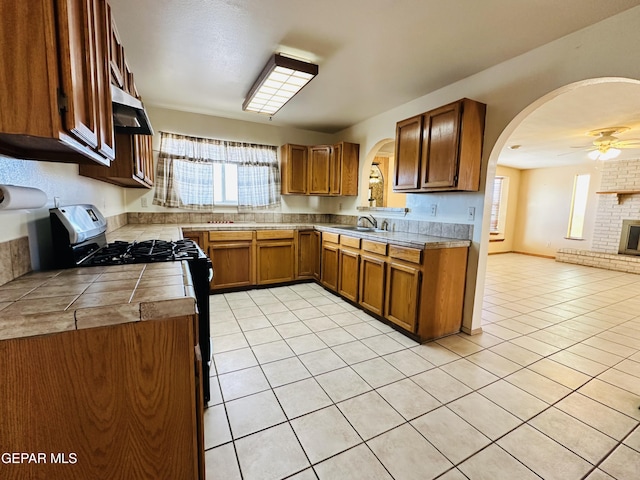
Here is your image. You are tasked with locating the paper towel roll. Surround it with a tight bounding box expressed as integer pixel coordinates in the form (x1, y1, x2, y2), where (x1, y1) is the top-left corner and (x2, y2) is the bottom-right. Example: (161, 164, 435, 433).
(0, 185, 48, 210)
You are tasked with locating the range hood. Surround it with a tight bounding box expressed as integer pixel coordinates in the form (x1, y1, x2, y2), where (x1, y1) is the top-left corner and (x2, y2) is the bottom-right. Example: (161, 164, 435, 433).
(111, 84, 154, 135)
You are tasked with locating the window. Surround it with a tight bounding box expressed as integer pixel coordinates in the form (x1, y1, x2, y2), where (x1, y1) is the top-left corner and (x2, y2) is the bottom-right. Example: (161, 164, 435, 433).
(490, 176, 508, 235)
(153, 132, 280, 210)
(567, 173, 590, 239)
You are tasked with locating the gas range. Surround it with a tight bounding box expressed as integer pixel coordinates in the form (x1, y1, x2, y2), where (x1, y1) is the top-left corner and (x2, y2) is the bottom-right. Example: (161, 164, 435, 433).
(82, 238, 206, 266)
(49, 205, 213, 404)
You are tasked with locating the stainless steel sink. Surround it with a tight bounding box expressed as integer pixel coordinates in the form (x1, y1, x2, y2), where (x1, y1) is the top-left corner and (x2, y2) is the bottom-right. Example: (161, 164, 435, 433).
(333, 225, 387, 233)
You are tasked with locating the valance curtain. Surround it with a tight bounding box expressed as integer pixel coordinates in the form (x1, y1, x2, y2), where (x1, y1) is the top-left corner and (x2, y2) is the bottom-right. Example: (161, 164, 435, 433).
(153, 132, 281, 210)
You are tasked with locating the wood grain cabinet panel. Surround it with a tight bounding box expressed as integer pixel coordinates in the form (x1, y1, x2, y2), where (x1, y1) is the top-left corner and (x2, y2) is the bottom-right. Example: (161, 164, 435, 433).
(256, 238, 295, 285)
(0, 316, 202, 480)
(208, 241, 254, 290)
(308, 145, 331, 194)
(359, 254, 386, 316)
(0, 0, 116, 166)
(385, 261, 421, 333)
(79, 132, 154, 187)
(280, 144, 308, 194)
(298, 230, 320, 279)
(393, 98, 486, 193)
(321, 243, 339, 292)
(338, 248, 359, 302)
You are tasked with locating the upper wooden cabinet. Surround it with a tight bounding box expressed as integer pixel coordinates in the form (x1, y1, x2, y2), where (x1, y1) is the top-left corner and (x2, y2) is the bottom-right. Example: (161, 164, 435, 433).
(393, 98, 486, 193)
(281, 142, 359, 196)
(79, 132, 153, 187)
(0, 0, 115, 166)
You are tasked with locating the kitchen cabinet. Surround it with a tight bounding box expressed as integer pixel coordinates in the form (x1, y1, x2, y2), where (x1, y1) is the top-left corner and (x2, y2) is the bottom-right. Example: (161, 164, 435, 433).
(0, 315, 203, 480)
(298, 230, 320, 279)
(208, 231, 255, 290)
(281, 144, 308, 194)
(280, 142, 359, 196)
(320, 233, 340, 291)
(256, 230, 296, 285)
(393, 98, 486, 193)
(385, 260, 421, 332)
(79, 132, 154, 187)
(309, 145, 332, 194)
(359, 244, 386, 316)
(0, 0, 115, 166)
(338, 235, 360, 302)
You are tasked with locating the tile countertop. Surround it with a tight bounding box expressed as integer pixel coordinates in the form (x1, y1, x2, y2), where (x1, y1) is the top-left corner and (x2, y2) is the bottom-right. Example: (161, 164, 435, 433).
(0, 261, 197, 342)
(177, 223, 472, 249)
(0, 221, 470, 342)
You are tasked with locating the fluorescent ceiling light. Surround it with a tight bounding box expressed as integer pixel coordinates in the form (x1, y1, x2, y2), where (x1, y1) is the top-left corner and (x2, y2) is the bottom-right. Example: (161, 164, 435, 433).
(243, 53, 318, 116)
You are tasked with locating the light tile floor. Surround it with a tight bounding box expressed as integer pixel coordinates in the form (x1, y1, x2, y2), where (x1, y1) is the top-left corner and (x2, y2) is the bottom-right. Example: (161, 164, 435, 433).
(204, 253, 640, 480)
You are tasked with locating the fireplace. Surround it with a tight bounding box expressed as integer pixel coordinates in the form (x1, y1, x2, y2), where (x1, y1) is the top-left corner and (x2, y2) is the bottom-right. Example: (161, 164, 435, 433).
(619, 219, 640, 256)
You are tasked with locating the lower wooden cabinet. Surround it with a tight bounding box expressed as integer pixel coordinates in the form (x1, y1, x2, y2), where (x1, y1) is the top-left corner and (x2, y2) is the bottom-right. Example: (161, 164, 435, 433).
(0, 316, 203, 479)
(338, 248, 360, 302)
(297, 230, 320, 279)
(256, 230, 295, 285)
(359, 254, 386, 316)
(208, 231, 254, 290)
(385, 261, 421, 332)
(321, 242, 339, 291)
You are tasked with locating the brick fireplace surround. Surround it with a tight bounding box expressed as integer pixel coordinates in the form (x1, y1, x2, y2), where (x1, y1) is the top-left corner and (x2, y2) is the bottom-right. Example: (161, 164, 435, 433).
(557, 159, 640, 274)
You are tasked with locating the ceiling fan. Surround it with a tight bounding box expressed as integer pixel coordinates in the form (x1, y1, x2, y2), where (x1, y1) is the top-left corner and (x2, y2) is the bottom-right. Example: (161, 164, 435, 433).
(576, 126, 640, 160)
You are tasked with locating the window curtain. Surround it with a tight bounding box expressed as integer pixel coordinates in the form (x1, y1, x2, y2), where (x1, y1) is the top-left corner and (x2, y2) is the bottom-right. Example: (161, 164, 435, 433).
(153, 132, 280, 209)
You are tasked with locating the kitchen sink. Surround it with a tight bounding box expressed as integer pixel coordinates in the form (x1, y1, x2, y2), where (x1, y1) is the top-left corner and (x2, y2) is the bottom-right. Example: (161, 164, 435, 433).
(333, 225, 387, 233)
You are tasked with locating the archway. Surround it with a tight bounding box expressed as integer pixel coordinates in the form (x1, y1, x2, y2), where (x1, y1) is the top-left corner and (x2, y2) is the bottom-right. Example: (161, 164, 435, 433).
(471, 77, 640, 332)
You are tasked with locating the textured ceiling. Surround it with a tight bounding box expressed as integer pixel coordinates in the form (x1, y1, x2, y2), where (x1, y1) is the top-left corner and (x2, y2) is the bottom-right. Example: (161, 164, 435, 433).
(109, 0, 640, 135)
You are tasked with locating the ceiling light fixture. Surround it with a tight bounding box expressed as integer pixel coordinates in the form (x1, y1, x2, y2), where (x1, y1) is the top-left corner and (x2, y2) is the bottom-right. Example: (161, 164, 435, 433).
(588, 147, 621, 161)
(242, 53, 318, 116)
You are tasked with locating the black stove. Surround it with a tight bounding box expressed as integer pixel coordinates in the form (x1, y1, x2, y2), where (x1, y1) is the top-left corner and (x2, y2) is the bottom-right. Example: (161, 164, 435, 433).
(50, 205, 213, 404)
(82, 239, 206, 266)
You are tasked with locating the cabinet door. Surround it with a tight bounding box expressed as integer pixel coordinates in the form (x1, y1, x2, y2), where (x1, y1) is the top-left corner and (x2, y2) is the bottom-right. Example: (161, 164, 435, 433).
(329, 143, 342, 195)
(385, 262, 421, 332)
(421, 102, 461, 189)
(321, 243, 339, 291)
(313, 231, 321, 279)
(142, 135, 154, 185)
(256, 240, 295, 285)
(338, 249, 359, 302)
(281, 144, 308, 194)
(298, 230, 320, 278)
(57, 0, 101, 149)
(308, 145, 331, 195)
(393, 115, 422, 190)
(208, 242, 253, 289)
(359, 255, 385, 316)
(93, 0, 115, 160)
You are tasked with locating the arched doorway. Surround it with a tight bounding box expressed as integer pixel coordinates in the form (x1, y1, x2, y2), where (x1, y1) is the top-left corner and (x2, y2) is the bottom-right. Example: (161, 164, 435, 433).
(360, 139, 406, 208)
(471, 77, 640, 331)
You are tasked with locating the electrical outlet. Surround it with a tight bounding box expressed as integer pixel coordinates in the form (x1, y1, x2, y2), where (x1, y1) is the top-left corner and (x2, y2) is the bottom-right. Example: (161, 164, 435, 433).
(141, 197, 148, 208)
(338, 202, 343, 211)
(467, 207, 475, 221)
(430, 204, 437, 216)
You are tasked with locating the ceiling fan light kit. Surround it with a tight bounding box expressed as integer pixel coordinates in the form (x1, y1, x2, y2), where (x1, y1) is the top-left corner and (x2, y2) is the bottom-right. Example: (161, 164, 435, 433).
(582, 126, 640, 160)
(242, 53, 318, 116)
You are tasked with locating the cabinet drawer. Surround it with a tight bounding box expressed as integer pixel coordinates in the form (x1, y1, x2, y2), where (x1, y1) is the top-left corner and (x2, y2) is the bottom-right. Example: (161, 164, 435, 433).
(256, 230, 294, 240)
(209, 231, 254, 242)
(389, 245, 422, 264)
(362, 239, 387, 255)
(340, 235, 361, 249)
(322, 232, 340, 244)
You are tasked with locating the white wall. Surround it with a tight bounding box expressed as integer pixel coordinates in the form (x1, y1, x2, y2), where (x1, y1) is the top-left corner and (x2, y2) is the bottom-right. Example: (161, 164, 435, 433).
(511, 163, 601, 256)
(335, 6, 640, 333)
(125, 106, 346, 214)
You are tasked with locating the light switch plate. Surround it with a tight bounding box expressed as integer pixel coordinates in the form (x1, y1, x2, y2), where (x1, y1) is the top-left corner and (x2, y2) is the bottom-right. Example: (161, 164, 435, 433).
(467, 207, 475, 221)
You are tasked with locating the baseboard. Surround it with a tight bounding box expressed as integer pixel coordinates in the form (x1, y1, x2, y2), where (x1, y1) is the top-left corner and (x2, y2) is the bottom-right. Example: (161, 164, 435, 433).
(513, 250, 556, 259)
(461, 325, 483, 335)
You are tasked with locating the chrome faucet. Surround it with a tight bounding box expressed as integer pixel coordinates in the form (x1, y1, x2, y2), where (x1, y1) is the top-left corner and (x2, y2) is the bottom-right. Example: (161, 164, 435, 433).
(358, 215, 377, 228)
